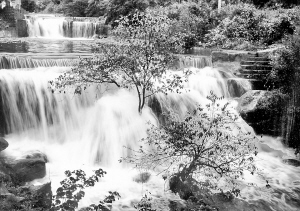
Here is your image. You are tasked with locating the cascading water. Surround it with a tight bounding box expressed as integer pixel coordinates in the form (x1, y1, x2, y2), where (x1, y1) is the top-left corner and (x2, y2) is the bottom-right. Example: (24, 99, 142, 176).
(0, 56, 78, 69)
(25, 16, 99, 38)
(0, 65, 255, 209)
(179, 55, 212, 69)
(2, 64, 300, 210)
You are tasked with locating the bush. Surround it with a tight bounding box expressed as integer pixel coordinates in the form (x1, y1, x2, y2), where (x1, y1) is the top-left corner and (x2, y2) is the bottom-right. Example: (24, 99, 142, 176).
(21, 0, 36, 12)
(35, 0, 51, 12)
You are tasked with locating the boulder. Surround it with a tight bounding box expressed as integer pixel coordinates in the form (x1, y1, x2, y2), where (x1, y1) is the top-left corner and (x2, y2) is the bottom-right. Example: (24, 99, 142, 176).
(283, 159, 300, 167)
(11, 158, 46, 184)
(237, 90, 287, 135)
(168, 175, 274, 211)
(0, 137, 8, 152)
(22, 150, 48, 163)
(4, 157, 46, 184)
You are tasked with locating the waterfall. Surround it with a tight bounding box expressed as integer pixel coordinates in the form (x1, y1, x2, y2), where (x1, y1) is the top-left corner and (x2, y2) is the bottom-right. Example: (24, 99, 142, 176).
(0, 56, 79, 69)
(0, 66, 299, 210)
(0, 66, 251, 163)
(25, 16, 99, 38)
(179, 55, 212, 69)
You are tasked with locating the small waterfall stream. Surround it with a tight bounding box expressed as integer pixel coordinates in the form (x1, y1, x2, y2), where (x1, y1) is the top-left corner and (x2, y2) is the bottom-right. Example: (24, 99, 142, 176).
(25, 16, 100, 38)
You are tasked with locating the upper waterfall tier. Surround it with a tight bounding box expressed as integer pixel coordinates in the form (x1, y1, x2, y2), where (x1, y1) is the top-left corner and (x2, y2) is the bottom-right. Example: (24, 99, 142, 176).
(25, 16, 101, 39)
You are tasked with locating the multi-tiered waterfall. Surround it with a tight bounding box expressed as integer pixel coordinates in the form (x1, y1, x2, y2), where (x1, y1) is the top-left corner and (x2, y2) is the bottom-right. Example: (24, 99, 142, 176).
(0, 16, 300, 211)
(25, 15, 101, 38)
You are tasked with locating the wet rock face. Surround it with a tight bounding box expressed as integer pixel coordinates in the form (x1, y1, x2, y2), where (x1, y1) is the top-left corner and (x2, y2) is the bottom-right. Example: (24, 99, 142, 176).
(0, 137, 8, 152)
(237, 90, 287, 136)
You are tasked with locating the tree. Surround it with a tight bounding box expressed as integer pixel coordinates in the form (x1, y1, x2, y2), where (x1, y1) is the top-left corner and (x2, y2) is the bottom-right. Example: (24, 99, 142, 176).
(105, 0, 152, 25)
(122, 92, 258, 191)
(63, 0, 89, 17)
(85, 0, 108, 17)
(51, 11, 188, 113)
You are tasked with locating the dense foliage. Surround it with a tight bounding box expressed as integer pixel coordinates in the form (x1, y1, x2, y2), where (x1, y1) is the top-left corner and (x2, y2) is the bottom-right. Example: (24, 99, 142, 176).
(269, 36, 300, 93)
(21, 0, 36, 12)
(123, 92, 258, 190)
(32, 0, 299, 50)
(205, 3, 297, 49)
(51, 11, 188, 113)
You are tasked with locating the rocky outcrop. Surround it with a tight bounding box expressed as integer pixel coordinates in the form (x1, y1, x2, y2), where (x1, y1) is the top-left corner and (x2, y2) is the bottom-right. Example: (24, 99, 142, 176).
(16, 19, 28, 37)
(0, 148, 50, 210)
(237, 90, 287, 135)
(168, 175, 274, 211)
(1, 150, 47, 184)
(0, 137, 8, 152)
(5, 157, 46, 184)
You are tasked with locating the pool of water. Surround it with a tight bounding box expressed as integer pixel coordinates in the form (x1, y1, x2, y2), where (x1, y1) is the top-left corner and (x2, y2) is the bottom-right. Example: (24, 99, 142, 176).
(0, 37, 113, 53)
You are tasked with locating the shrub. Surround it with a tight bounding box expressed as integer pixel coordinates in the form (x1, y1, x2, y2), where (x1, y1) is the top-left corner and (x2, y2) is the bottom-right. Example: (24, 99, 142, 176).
(21, 0, 36, 12)
(35, 0, 51, 12)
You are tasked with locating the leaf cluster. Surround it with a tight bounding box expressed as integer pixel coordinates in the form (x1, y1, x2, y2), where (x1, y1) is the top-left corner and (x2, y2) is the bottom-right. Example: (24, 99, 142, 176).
(51, 168, 120, 211)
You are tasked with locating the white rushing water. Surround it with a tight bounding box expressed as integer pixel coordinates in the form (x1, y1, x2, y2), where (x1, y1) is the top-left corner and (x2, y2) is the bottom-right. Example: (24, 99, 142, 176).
(25, 16, 99, 38)
(0, 66, 299, 210)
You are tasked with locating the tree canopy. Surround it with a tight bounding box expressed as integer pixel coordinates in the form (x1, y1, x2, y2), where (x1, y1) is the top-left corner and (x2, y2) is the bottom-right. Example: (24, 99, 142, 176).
(123, 92, 258, 191)
(51, 11, 189, 113)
